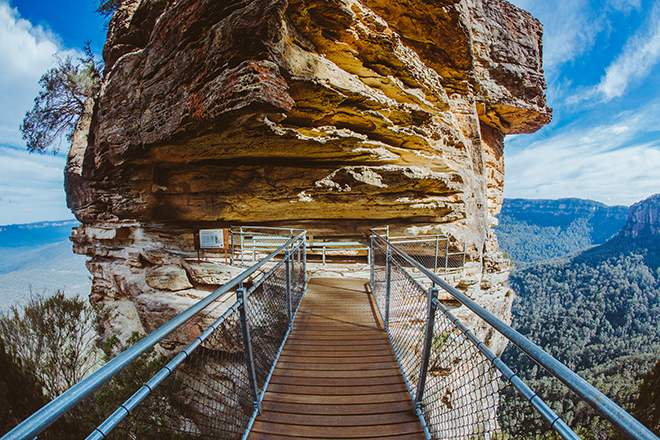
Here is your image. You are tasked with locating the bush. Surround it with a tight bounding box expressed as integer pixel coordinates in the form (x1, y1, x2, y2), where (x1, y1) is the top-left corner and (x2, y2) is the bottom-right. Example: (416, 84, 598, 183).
(0, 291, 102, 399)
(0, 338, 48, 436)
(0, 292, 170, 438)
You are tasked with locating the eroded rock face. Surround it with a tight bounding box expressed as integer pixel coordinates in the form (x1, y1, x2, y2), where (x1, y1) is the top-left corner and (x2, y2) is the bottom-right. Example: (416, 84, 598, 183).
(66, 0, 550, 347)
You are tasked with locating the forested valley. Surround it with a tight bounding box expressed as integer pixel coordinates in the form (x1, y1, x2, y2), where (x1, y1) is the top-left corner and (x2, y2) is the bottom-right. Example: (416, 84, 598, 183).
(499, 195, 660, 438)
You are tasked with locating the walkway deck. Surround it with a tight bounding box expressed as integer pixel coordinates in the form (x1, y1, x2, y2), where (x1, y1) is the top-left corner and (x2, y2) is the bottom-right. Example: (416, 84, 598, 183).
(247, 277, 425, 440)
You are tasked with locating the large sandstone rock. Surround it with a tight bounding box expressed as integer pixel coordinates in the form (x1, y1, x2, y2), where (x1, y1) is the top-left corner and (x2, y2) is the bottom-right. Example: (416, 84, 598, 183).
(65, 0, 550, 349)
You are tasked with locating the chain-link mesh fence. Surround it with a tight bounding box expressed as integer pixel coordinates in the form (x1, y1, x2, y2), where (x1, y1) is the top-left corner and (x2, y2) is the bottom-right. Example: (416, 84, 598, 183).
(17, 234, 307, 440)
(95, 237, 307, 440)
(371, 233, 563, 439)
(388, 235, 465, 274)
(105, 306, 253, 440)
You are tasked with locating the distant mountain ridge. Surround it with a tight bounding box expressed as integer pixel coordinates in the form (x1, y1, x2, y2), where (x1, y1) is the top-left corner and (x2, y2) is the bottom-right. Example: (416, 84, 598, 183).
(0, 220, 79, 248)
(576, 193, 660, 269)
(0, 220, 89, 311)
(495, 198, 629, 263)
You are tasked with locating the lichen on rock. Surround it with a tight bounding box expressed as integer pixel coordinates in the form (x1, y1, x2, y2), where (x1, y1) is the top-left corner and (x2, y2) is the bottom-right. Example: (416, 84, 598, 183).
(66, 0, 550, 349)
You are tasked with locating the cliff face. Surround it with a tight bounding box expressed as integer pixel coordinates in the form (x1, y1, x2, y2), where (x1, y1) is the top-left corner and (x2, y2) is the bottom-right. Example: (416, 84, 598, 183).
(617, 193, 660, 240)
(65, 0, 550, 346)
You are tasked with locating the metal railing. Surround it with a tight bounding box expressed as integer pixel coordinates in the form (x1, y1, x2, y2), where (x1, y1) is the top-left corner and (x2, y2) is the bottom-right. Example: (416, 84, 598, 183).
(370, 232, 659, 440)
(307, 236, 370, 264)
(388, 234, 466, 274)
(230, 226, 305, 268)
(3, 232, 307, 440)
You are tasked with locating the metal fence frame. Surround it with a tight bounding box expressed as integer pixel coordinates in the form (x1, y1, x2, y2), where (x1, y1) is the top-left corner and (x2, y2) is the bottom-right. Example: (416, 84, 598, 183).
(387, 234, 466, 274)
(3, 232, 307, 440)
(230, 226, 305, 268)
(370, 232, 659, 440)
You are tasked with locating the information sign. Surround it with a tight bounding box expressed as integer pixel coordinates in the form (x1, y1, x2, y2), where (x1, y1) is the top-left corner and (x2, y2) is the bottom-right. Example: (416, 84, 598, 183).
(199, 229, 228, 249)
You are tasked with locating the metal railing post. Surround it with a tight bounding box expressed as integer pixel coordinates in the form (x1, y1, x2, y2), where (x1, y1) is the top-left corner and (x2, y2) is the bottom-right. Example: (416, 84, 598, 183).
(444, 238, 449, 272)
(285, 249, 292, 327)
(415, 286, 438, 410)
(240, 227, 245, 267)
(370, 235, 375, 294)
(237, 287, 261, 414)
(230, 229, 234, 265)
(385, 243, 392, 330)
(303, 235, 307, 286)
(434, 235, 439, 274)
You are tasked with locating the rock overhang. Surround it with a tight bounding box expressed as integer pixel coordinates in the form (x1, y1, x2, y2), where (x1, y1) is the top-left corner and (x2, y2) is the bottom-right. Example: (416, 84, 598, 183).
(65, 0, 550, 347)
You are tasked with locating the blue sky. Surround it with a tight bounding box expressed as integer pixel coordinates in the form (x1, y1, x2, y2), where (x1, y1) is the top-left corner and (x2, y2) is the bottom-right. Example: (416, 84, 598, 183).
(506, 0, 660, 206)
(0, 0, 659, 225)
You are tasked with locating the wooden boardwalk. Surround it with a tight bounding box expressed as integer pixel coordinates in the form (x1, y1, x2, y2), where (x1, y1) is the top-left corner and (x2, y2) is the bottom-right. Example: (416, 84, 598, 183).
(247, 277, 425, 440)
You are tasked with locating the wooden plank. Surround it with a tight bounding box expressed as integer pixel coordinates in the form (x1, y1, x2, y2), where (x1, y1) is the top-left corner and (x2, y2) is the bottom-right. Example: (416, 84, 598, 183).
(249, 421, 424, 438)
(279, 348, 395, 357)
(285, 333, 385, 341)
(286, 325, 385, 332)
(264, 382, 410, 396)
(276, 354, 397, 364)
(271, 367, 402, 379)
(247, 432, 427, 440)
(274, 360, 399, 371)
(280, 344, 393, 352)
(260, 400, 415, 416)
(283, 338, 391, 347)
(262, 391, 413, 405)
(256, 410, 419, 427)
(269, 374, 405, 387)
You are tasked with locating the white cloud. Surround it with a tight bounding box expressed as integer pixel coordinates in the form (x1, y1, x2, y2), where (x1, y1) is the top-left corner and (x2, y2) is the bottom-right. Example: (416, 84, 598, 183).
(0, 1, 59, 147)
(607, 0, 642, 12)
(596, 1, 660, 101)
(0, 146, 73, 225)
(0, 2, 83, 225)
(504, 103, 660, 206)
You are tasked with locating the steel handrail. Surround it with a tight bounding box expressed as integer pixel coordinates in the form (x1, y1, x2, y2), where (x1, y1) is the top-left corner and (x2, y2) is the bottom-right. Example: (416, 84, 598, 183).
(373, 233, 659, 440)
(2, 232, 306, 440)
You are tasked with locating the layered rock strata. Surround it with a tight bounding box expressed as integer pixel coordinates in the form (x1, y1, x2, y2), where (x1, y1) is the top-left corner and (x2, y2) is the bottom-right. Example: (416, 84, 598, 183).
(66, 0, 550, 348)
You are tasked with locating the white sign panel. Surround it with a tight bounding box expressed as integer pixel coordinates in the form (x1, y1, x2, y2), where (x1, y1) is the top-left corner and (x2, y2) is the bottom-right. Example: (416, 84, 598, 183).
(199, 229, 226, 249)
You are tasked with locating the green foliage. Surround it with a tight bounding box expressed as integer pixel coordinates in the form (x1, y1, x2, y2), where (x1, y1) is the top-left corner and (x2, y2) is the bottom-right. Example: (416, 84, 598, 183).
(94, 332, 169, 417)
(0, 338, 47, 436)
(632, 359, 660, 435)
(502, 247, 660, 438)
(0, 290, 102, 399)
(20, 43, 101, 154)
(95, 0, 123, 18)
(0, 291, 174, 438)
